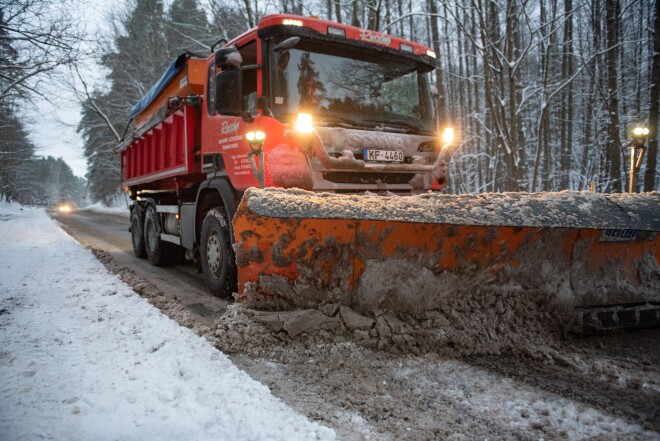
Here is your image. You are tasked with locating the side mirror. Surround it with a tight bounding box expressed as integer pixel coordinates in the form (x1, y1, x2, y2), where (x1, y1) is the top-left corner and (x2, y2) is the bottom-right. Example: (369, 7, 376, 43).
(215, 45, 242, 70)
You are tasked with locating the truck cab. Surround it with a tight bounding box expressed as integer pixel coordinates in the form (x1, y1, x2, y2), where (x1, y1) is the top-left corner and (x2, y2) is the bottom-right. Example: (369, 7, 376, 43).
(203, 14, 446, 194)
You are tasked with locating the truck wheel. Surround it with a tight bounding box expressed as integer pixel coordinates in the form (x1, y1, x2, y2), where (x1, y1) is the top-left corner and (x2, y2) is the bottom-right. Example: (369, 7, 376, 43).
(131, 204, 147, 258)
(144, 204, 167, 266)
(200, 208, 236, 298)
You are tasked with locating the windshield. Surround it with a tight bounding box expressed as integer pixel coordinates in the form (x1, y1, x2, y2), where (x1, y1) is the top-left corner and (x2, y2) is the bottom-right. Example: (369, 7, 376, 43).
(270, 39, 434, 133)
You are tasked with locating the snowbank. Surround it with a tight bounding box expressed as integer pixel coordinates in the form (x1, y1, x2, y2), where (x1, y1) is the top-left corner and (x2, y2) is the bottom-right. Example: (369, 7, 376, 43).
(80, 201, 130, 216)
(0, 203, 334, 440)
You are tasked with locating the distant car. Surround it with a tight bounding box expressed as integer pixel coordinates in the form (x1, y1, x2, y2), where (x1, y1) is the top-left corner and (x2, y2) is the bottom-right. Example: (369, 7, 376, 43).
(54, 198, 76, 214)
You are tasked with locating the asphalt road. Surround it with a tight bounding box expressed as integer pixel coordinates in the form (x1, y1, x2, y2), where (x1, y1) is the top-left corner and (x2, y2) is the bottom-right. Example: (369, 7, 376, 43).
(49, 208, 228, 326)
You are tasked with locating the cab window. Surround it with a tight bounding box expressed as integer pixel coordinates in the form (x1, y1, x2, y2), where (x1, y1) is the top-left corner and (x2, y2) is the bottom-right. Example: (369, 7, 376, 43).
(239, 41, 257, 115)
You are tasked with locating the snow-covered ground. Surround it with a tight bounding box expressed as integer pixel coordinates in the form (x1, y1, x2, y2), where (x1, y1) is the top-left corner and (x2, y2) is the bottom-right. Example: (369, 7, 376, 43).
(79, 201, 130, 216)
(0, 203, 334, 440)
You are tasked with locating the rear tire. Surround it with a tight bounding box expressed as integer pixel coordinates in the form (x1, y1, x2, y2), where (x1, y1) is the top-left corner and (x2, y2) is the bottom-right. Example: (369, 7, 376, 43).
(131, 204, 147, 258)
(144, 204, 168, 266)
(200, 208, 236, 298)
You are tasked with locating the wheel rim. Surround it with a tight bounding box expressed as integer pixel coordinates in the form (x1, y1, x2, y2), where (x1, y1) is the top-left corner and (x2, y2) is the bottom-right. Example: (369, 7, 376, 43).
(206, 229, 223, 277)
(146, 216, 157, 252)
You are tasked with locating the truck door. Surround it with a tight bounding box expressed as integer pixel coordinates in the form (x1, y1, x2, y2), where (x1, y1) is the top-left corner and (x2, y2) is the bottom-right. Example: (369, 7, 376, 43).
(203, 41, 260, 190)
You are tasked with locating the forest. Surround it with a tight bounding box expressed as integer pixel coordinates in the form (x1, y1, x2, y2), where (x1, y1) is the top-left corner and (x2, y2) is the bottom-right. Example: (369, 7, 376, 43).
(1, 0, 658, 203)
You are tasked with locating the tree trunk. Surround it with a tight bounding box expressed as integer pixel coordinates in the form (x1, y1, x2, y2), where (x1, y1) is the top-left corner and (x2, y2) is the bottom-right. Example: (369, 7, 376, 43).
(396, 0, 404, 35)
(385, 0, 391, 33)
(644, 0, 659, 191)
(442, 4, 454, 123)
(427, 0, 446, 125)
(603, 0, 623, 192)
(468, 4, 484, 191)
(530, 0, 549, 191)
(408, 0, 416, 40)
(504, 0, 522, 190)
(560, 0, 574, 189)
(243, 0, 255, 28)
(580, 77, 595, 189)
(367, 0, 381, 30)
(351, 0, 360, 27)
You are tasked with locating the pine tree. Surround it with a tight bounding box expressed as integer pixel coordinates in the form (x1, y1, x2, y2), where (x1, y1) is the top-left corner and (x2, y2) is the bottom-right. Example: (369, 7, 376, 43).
(166, 0, 213, 57)
(0, 105, 36, 203)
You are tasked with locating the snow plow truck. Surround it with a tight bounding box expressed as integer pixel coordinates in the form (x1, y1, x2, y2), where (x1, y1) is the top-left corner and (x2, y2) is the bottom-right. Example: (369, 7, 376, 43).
(119, 14, 660, 330)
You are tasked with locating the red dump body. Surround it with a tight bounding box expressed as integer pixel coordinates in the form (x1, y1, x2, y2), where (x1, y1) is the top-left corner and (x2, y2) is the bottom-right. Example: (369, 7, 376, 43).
(121, 106, 200, 188)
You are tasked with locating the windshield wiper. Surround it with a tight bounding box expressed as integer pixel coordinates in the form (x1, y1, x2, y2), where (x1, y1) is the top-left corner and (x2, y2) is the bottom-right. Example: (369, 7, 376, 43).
(317, 114, 370, 129)
(316, 114, 431, 134)
(361, 117, 429, 134)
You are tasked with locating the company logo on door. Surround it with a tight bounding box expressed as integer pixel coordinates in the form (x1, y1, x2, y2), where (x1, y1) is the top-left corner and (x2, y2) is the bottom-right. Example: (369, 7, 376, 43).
(221, 121, 240, 134)
(360, 30, 391, 46)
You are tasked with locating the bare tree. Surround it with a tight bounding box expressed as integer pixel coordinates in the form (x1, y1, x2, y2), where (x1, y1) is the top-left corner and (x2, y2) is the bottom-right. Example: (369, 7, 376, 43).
(0, 0, 81, 103)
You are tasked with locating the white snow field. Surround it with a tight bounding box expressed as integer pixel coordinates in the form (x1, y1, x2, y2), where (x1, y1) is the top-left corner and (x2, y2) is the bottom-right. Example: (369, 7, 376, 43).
(0, 204, 334, 441)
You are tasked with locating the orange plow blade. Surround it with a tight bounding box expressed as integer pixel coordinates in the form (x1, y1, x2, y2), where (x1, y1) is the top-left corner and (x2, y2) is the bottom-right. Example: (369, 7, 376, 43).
(233, 189, 660, 320)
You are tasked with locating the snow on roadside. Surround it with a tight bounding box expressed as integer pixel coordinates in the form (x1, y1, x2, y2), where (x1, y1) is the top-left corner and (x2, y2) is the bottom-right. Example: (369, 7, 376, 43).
(0, 203, 334, 441)
(79, 201, 130, 216)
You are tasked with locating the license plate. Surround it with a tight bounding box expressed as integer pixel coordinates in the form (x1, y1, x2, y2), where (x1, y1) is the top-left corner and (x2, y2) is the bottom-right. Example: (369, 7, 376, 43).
(363, 149, 404, 162)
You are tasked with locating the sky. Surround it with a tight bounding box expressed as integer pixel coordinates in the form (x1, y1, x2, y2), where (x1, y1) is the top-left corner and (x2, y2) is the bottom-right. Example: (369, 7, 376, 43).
(27, 97, 88, 177)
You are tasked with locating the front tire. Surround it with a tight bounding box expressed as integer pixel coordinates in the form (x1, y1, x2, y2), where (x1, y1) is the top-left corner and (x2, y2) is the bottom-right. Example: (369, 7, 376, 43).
(200, 208, 236, 298)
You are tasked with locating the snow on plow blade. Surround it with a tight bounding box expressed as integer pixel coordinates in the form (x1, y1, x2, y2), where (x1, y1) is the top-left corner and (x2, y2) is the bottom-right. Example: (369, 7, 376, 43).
(233, 189, 660, 319)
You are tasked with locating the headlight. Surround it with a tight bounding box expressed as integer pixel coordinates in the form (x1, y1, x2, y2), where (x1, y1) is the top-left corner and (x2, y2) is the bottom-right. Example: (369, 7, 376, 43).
(246, 130, 266, 153)
(246, 130, 265, 142)
(441, 127, 454, 145)
(632, 127, 649, 137)
(294, 113, 313, 134)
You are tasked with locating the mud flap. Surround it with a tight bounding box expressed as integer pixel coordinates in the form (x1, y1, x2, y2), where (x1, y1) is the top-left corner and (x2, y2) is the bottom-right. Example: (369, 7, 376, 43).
(232, 188, 660, 317)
